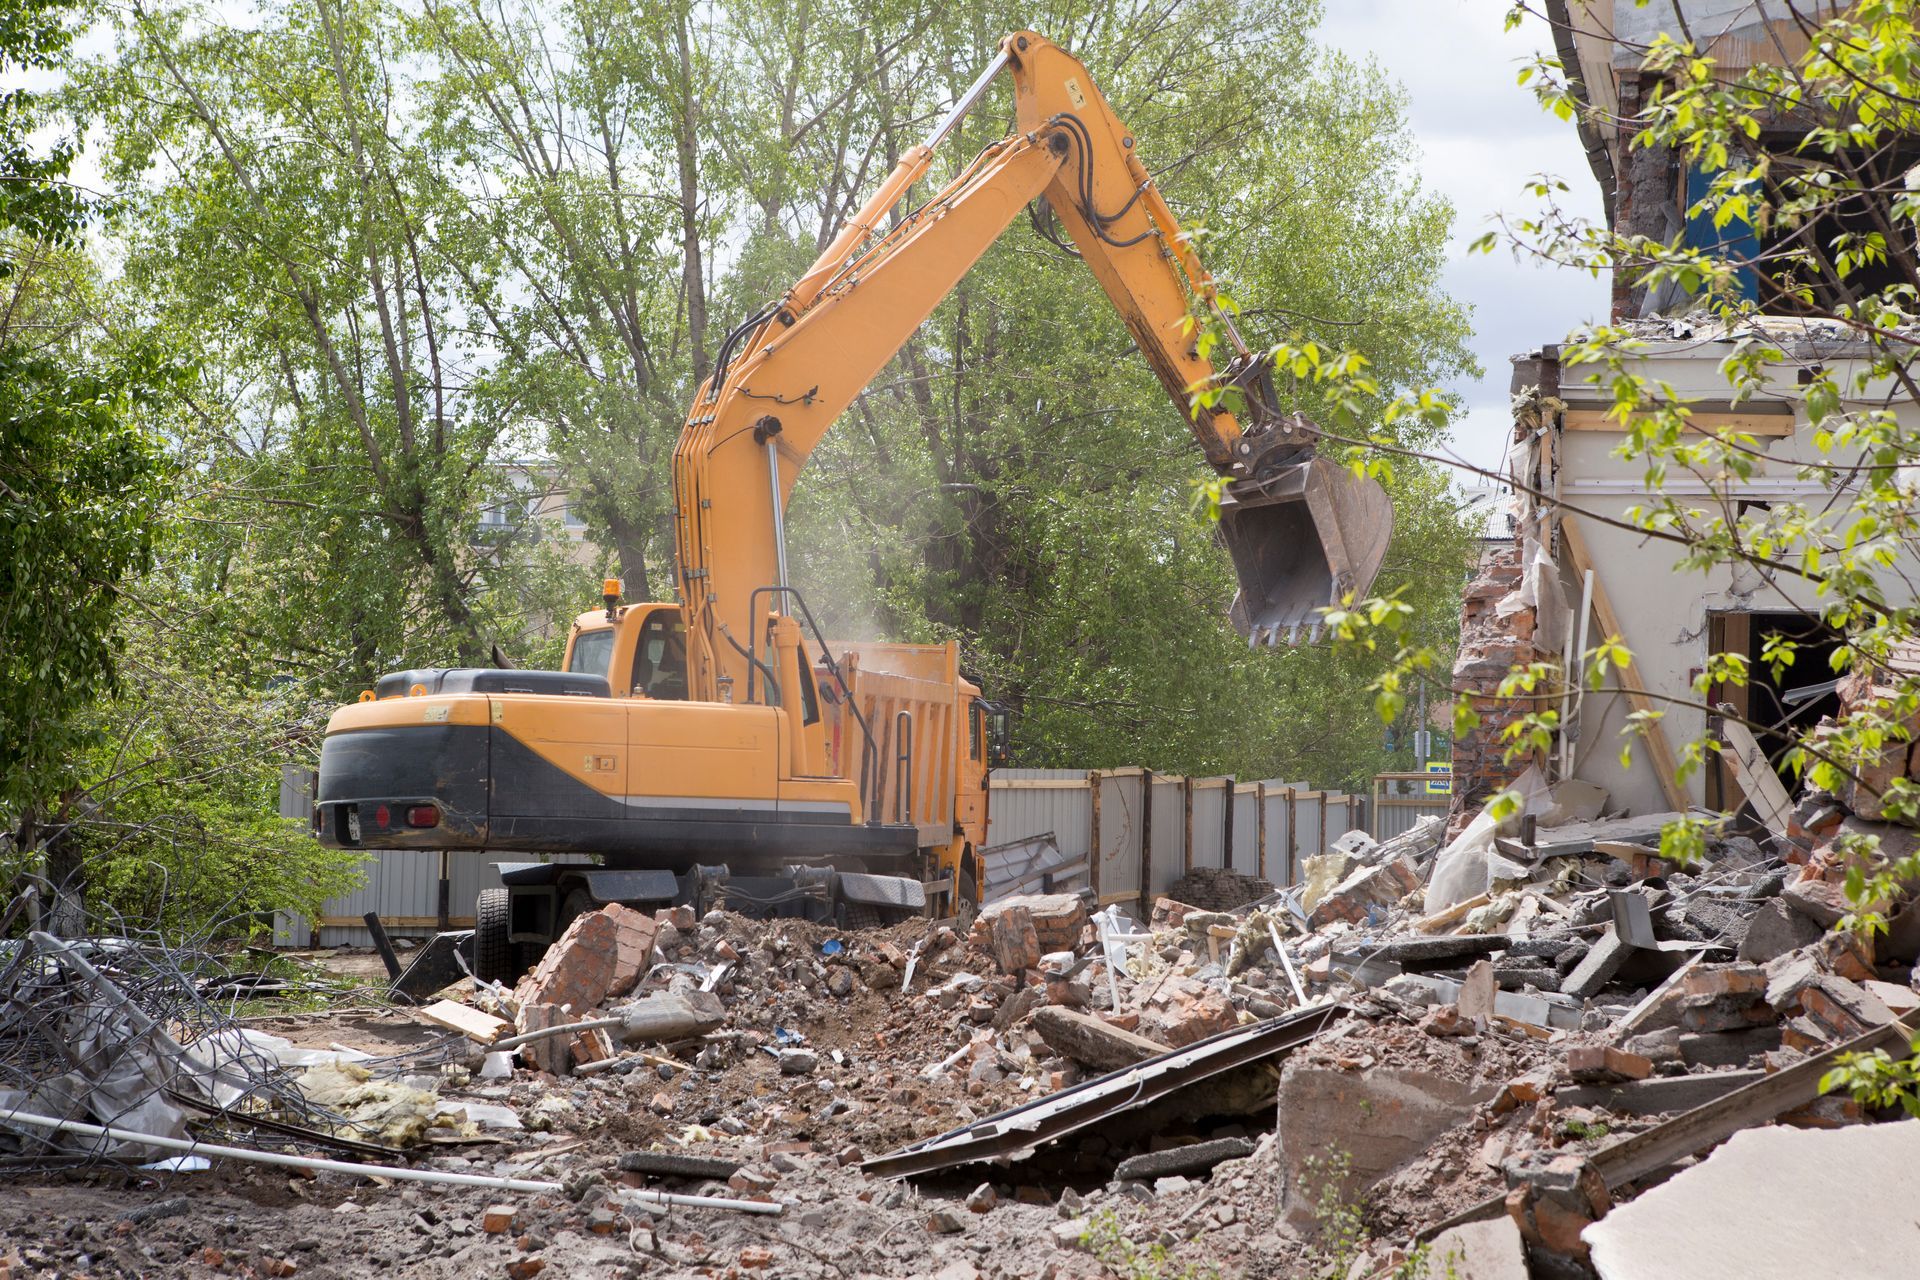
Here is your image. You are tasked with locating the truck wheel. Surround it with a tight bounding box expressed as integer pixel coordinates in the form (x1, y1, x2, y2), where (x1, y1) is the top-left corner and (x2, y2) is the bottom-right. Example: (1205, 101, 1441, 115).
(959, 861, 980, 917)
(836, 901, 885, 930)
(557, 886, 594, 935)
(475, 888, 517, 984)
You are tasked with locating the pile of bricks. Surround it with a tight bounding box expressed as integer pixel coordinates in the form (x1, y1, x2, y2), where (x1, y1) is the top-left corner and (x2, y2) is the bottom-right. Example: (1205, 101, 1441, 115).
(970, 893, 1087, 959)
(511, 902, 658, 1074)
(1165, 866, 1275, 912)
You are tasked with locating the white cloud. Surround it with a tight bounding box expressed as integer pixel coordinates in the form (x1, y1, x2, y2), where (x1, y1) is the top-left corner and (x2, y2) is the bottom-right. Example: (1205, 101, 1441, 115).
(1316, 0, 1611, 477)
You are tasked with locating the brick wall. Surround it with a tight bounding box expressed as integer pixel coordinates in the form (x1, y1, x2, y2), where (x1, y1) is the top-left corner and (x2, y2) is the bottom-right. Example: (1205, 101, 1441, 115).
(1449, 544, 1541, 819)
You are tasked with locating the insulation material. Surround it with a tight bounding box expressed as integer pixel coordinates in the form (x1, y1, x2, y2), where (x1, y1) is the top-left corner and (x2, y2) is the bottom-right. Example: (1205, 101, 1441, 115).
(1425, 765, 1551, 913)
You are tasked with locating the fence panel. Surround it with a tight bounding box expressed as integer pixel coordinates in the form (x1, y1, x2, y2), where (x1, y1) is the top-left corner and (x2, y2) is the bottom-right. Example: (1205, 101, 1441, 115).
(1094, 770, 1145, 906)
(1188, 778, 1229, 870)
(1295, 791, 1324, 871)
(1229, 785, 1260, 876)
(276, 850, 596, 947)
(278, 765, 1373, 943)
(1371, 772, 1449, 841)
(1147, 775, 1186, 901)
(988, 771, 1092, 866)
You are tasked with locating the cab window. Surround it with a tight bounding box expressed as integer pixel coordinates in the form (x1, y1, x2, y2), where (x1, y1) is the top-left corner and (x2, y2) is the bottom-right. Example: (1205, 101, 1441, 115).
(631, 612, 688, 700)
(969, 705, 984, 761)
(567, 628, 615, 678)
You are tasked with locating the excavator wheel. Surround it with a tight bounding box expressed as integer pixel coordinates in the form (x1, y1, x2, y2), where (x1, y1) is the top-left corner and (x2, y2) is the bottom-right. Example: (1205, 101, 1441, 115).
(474, 888, 518, 985)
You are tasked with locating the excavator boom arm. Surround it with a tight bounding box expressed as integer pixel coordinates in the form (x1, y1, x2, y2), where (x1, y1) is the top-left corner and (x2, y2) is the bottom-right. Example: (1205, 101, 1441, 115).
(673, 32, 1389, 701)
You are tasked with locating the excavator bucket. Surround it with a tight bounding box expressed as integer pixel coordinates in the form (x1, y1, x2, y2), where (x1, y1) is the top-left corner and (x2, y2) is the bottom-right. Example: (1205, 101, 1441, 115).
(1219, 455, 1394, 645)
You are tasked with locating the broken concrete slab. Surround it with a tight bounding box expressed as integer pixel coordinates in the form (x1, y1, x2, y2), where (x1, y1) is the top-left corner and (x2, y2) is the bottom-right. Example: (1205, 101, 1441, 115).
(1427, 1212, 1529, 1280)
(1555, 1068, 1766, 1116)
(1276, 1063, 1498, 1227)
(1362, 934, 1508, 967)
(1677, 1028, 1783, 1068)
(1735, 898, 1820, 967)
(1030, 1007, 1164, 1072)
(1561, 925, 1634, 999)
(1585, 1117, 1920, 1280)
(1378, 972, 1582, 1030)
(1112, 1136, 1254, 1182)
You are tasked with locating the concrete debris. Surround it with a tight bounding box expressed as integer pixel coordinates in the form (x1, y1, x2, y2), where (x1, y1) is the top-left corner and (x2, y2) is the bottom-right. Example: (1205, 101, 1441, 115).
(1584, 1119, 1920, 1279)
(11, 719, 1920, 1280)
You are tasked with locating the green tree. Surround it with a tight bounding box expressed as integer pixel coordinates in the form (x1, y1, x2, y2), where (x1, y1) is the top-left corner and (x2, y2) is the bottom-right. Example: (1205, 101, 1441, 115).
(0, 0, 171, 916)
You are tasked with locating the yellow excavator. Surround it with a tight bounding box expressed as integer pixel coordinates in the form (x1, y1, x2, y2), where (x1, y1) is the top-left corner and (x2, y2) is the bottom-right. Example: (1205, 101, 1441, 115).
(314, 32, 1392, 979)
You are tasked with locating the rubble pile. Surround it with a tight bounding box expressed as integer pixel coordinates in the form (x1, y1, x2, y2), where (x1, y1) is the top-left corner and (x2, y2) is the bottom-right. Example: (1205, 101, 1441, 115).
(9, 739, 1920, 1278)
(1164, 866, 1274, 911)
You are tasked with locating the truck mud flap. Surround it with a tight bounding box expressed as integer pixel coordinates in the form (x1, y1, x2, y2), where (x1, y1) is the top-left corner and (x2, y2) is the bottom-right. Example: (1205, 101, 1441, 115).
(835, 871, 926, 912)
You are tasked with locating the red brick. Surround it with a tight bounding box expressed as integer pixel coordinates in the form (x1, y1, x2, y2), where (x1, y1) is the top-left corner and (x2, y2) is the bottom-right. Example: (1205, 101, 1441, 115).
(1531, 1196, 1594, 1258)
(516, 910, 620, 1019)
(483, 1205, 517, 1234)
(1681, 965, 1769, 999)
(738, 1246, 774, 1269)
(990, 907, 1041, 974)
(601, 903, 659, 997)
(505, 1260, 545, 1280)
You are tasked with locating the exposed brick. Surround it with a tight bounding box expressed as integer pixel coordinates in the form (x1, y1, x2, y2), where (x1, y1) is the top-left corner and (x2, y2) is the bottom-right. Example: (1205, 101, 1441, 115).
(516, 909, 620, 1023)
(601, 902, 659, 998)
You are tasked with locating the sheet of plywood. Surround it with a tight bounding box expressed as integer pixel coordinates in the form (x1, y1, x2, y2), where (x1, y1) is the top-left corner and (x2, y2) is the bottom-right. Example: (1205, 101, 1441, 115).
(417, 999, 511, 1044)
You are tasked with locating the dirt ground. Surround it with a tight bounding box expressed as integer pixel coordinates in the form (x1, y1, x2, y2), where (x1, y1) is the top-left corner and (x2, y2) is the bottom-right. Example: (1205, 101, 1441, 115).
(0, 914, 1352, 1279)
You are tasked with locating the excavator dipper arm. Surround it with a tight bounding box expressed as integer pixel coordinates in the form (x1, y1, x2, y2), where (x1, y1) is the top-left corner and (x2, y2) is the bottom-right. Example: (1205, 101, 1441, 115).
(672, 31, 1391, 702)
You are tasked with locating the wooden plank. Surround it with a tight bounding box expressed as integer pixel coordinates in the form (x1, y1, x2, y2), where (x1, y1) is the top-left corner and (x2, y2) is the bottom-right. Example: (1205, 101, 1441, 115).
(1089, 769, 1104, 902)
(1182, 776, 1195, 874)
(1716, 714, 1793, 838)
(1139, 768, 1154, 912)
(416, 999, 511, 1043)
(1560, 518, 1690, 813)
(1561, 408, 1794, 435)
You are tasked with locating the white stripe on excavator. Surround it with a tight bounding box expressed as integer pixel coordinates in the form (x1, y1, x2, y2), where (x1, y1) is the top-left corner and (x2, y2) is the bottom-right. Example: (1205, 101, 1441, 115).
(615, 795, 852, 817)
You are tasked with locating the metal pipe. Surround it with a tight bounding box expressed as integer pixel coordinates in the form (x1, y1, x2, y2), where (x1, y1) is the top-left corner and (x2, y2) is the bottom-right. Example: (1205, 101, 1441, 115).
(766, 437, 789, 602)
(0, 1109, 781, 1213)
(921, 48, 1011, 153)
(489, 1015, 624, 1053)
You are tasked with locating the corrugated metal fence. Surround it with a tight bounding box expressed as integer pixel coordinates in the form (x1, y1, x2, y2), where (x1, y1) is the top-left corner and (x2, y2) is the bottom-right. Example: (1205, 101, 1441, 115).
(275, 763, 1371, 942)
(986, 768, 1365, 909)
(1371, 771, 1450, 841)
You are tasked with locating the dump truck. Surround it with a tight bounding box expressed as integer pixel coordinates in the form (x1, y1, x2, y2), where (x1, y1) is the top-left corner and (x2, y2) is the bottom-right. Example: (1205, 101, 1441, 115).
(312, 31, 1393, 981)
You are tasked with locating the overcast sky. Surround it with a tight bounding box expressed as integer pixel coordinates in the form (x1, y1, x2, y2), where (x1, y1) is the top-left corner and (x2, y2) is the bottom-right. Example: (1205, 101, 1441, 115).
(1315, 0, 1611, 481)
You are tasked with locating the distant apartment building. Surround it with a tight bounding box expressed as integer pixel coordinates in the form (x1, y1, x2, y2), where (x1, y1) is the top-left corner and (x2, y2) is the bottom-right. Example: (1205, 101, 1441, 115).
(473, 462, 605, 571)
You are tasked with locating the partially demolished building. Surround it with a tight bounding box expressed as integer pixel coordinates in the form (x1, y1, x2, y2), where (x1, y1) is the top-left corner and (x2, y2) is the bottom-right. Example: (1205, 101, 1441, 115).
(1453, 0, 1920, 822)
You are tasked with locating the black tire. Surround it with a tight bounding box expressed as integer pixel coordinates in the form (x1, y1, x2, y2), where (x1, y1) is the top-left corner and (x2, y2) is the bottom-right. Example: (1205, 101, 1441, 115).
(557, 885, 594, 934)
(836, 901, 885, 930)
(958, 858, 980, 918)
(474, 888, 515, 984)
